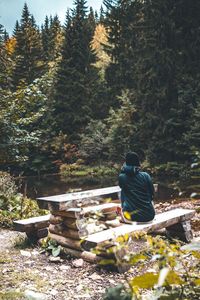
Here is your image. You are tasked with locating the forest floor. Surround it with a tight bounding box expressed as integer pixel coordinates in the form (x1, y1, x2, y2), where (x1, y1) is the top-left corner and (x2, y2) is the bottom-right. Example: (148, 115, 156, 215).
(0, 198, 200, 300)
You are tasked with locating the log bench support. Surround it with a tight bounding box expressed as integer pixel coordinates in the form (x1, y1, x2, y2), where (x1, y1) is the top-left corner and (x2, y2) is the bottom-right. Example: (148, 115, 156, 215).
(13, 215, 50, 242)
(166, 220, 193, 242)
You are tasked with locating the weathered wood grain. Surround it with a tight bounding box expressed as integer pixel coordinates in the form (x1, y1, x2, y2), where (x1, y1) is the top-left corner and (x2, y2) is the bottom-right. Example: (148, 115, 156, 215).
(13, 214, 50, 232)
(62, 247, 104, 263)
(49, 224, 86, 239)
(82, 209, 195, 251)
(49, 233, 82, 250)
(37, 185, 158, 210)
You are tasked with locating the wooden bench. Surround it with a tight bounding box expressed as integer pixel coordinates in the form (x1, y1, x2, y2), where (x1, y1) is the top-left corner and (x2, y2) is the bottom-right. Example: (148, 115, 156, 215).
(82, 208, 196, 251)
(13, 214, 50, 241)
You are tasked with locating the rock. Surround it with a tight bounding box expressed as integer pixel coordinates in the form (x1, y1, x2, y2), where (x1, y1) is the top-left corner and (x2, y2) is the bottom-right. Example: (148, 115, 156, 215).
(49, 256, 63, 263)
(20, 250, 31, 257)
(59, 265, 71, 271)
(190, 193, 199, 199)
(24, 290, 48, 300)
(44, 266, 54, 271)
(72, 258, 84, 268)
(31, 250, 39, 256)
(89, 273, 102, 280)
(49, 289, 58, 296)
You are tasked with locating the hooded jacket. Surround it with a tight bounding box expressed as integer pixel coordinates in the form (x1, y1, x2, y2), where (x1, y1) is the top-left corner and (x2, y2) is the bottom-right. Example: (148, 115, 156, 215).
(119, 164, 155, 222)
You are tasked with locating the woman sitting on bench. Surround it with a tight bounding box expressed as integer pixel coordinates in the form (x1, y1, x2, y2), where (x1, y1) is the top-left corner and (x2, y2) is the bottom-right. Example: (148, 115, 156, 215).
(118, 152, 155, 223)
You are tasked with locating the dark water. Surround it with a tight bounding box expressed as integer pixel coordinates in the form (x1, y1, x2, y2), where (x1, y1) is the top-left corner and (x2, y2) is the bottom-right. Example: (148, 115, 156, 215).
(16, 174, 118, 199)
(15, 173, 177, 201)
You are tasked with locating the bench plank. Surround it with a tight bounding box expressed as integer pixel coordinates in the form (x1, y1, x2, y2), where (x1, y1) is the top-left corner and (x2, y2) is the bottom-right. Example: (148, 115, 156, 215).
(82, 209, 195, 251)
(14, 214, 51, 232)
(37, 185, 158, 210)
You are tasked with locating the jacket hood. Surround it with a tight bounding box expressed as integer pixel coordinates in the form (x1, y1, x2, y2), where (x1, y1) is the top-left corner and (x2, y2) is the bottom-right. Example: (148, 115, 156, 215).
(121, 163, 140, 176)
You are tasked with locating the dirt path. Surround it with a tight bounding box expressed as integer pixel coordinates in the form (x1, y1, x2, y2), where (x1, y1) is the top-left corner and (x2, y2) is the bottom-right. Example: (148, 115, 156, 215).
(0, 229, 127, 300)
(0, 198, 199, 300)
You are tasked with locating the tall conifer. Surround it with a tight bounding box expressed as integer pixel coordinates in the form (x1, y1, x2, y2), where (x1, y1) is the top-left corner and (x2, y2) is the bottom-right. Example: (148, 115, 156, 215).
(12, 3, 44, 88)
(53, 0, 97, 140)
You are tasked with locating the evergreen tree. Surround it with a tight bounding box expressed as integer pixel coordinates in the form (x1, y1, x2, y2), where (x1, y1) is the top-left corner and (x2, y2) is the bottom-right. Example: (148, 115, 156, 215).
(136, 0, 200, 165)
(99, 5, 105, 23)
(3, 30, 9, 42)
(103, 0, 141, 106)
(0, 24, 9, 89)
(41, 16, 50, 61)
(53, 0, 98, 141)
(48, 15, 63, 61)
(87, 7, 96, 37)
(103, 0, 200, 169)
(13, 21, 20, 38)
(12, 3, 45, 88)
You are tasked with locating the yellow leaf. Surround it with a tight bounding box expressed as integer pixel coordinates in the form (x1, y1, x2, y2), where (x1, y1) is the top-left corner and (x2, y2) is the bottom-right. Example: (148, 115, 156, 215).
(130, 272, 159, 289)
(99, 259, 116, 266)
(124, 211, 132, 220)
(165, 270, 184, 286)
(194, 279, 200, 286)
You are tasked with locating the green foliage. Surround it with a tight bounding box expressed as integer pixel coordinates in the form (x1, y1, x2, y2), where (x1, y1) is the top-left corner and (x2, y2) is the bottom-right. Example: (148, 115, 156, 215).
(106, 90, 137, 161)
(0, 77, 48, 166)
(12, 3, 45, 88)
(60, 162, 118, 178)
(40, 237, 62, 257)
(104, 284, 132, 300)
(103, 234, 200, 300)
(52, 0, 99, 141)
(80, 119, 109, 163)
(0, 172, 47, 227)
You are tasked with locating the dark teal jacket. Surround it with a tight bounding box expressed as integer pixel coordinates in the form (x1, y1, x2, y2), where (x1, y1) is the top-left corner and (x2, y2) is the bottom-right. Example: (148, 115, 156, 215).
(119, 164, 155, 222)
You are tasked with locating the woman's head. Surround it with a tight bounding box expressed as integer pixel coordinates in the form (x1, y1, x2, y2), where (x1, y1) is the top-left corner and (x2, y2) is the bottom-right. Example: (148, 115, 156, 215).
(125, 152, 140, 166)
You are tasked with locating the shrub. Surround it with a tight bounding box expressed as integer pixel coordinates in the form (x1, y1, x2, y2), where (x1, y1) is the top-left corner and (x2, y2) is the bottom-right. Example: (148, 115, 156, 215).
(0, 172, 47, 227)
(103, 234, 200, 300)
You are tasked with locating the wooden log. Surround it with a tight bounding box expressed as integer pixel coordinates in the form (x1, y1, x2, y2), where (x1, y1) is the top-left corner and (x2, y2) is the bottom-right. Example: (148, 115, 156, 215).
(49, 233, 82, 250)
(37, 228, 49, 239)
(26, 228, 48, 241)
(50, 208, 82, 219)
(63, 218, 81, 230)
(166, 221, 193, 242)
(50, 215, 64, 225)
(82, 203, 120, 216)
(82, 209, 196, 251)
(49, 224, 87, 239)
(51, 203, 120, 219)
(62, 247, 104, 263)
(102, 213, 117, 221)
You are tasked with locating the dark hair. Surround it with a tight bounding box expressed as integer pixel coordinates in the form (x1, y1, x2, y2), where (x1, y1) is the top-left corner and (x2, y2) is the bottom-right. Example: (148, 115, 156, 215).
(125, 152, 140, 166)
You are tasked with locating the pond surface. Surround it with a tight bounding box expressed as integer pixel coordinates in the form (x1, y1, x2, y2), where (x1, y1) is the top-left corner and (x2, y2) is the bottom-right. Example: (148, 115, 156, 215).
(16, 173, 177, 201)
(16, 174, 118, 199)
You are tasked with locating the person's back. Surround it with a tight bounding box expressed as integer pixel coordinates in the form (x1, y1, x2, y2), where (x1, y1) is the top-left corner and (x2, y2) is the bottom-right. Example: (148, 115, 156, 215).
(119, 152, 155, 222)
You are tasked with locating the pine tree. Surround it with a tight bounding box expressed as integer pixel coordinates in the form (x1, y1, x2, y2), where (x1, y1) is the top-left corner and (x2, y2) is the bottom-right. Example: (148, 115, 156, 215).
(87, 7, 96, 38)
(104, 0, 141, 106)
(136, 0, 200, 165)
(3, 30, 9, 42)
(13, 21, 20, 38)
(103, 0, 200, 170)
(41, 16, 50, 61)
(12, 3, 45, 88)
(0, 24, 9, 89)
(99, 5, 105, 23)
(53, 0, 98, 141)
(48, 15, 63, 61)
